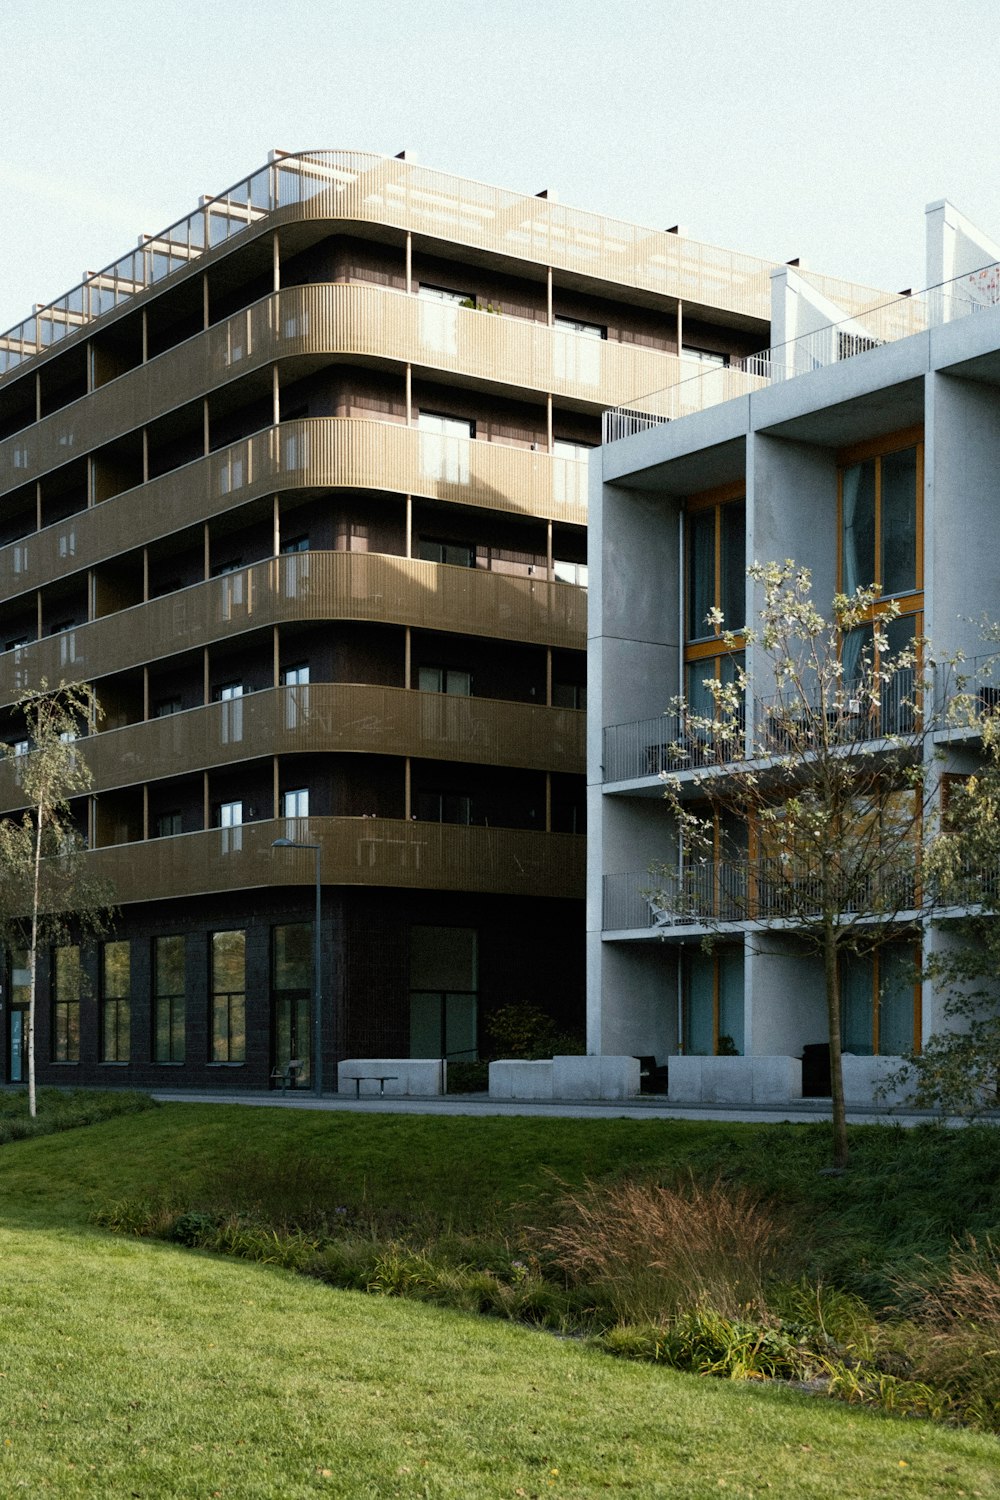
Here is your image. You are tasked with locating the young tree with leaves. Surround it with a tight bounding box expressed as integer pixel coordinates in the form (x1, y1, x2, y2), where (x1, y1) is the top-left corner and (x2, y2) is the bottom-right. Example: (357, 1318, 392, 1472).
(0, 682, 114, 1117)
(900, 697, 1000, 1116)
(655, 562, 946, 1169)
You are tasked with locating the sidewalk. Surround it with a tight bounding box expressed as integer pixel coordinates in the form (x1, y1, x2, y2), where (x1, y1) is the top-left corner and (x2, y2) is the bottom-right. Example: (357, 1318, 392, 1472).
(147, 1088, 970, 1127)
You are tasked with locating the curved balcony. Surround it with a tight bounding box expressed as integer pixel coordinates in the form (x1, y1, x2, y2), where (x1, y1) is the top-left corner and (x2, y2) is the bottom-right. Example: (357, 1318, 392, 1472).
(0, 685, 584, 805)
(83, 816, 584, 904)
(1, 283, 686, 488)
(0, 551, 585, 708)
(0, 418, 587, 603)
(2, 150, 790, 385)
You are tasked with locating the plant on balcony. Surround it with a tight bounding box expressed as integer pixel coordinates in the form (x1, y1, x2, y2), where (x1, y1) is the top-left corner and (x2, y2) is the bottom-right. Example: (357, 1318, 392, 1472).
(654, 562, 949, 1169)
(0, 682, 116, 1117)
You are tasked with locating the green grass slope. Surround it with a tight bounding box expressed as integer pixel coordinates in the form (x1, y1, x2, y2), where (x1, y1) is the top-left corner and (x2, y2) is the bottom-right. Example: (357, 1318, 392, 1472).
(0, 1105, 997, 1498)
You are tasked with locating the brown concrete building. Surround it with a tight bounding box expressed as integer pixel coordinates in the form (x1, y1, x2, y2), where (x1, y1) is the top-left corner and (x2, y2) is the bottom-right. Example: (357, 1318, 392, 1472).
(0, 149, 866, 1090)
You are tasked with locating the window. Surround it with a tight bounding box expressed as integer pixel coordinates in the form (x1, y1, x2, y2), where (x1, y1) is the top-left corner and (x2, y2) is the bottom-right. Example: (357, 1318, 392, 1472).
(687, 494, 746, 640)
(685, 491, 746, 729)
(48, 618, 75, 636)
(552, 439, 595, 462)
(211, 559, 243, 577)
(683, 947, 744, 1056)
(8, 949, 29, 1083)
(101, 940, 130, 1063)
(419, 539, 475, 568)
(155, 811, 182, 838)
(682, 346, 731, 368)
(153, 935, 185, 1064)
(11, 739, 29, 757)
(5, 637, 29, 653)
(416, 791, 472, 824)
(841, 943, 920, 1056)
(409, 926, 478, 1061)
(840, 440, 921, 600)
(418, 284, 472, 306)
(282, 663, 310, 686)
(214, 682, 244, 702)
(417, 412, 474, 484)
(418, 667, 471, 696)
(282, 787, 309, 818)
(417, 412, 474, 440)
(153, 698, 182, 718)
(51, 944, 81, 1063)
(553, 559, 588, 588)
(552, 682, 586, 710)
(216, 800, 243, 828)
(281, 534, 310, 554)
(554, 315, 605, 340)
(211, 930, 246, 1064)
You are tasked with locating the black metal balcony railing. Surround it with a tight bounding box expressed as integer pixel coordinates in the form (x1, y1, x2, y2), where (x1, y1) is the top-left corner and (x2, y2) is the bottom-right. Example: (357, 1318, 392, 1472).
(603, 861, 920, 932)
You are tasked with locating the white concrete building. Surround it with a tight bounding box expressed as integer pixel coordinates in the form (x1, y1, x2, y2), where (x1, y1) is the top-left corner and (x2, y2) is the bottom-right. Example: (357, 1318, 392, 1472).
(589, 202, 1000, 1106)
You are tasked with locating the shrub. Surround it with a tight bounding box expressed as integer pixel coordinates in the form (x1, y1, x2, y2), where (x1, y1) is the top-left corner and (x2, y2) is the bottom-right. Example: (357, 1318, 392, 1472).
(486, 1003, 582, 1060)
(537, 1176, 793, 1323)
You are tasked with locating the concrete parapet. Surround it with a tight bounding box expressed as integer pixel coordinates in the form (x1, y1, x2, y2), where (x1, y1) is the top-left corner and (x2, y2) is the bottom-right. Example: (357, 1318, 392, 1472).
(488, 1059, 554, 1100)
(338, 1058, 445, 1097)
(551, 1054, 641, 1100)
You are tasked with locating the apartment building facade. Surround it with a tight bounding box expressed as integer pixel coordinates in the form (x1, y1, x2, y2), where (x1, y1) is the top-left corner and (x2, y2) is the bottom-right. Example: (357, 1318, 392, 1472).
(0, 148, 883, 1091)
(589, 202, 1000, 1107)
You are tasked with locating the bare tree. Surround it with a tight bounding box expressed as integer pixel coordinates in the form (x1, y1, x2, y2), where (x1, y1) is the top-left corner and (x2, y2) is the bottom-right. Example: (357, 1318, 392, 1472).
(0, 683, 115, 1117)
(654, 562, 946, 1169)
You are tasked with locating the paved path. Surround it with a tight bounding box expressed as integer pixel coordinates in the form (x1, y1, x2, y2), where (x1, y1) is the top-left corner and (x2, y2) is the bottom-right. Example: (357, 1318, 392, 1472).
(148, 1088, 968, 1127)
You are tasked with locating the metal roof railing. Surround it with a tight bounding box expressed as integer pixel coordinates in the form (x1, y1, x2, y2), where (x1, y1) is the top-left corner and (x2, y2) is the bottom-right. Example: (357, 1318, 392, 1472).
(603, 259, 1000, 442)
(1, 149, 905, 382)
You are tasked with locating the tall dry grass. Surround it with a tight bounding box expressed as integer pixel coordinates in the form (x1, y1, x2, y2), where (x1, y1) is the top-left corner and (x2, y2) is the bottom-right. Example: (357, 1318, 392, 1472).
(895, 1236, 1000, 1430)
(536, 1176, 792, 1324)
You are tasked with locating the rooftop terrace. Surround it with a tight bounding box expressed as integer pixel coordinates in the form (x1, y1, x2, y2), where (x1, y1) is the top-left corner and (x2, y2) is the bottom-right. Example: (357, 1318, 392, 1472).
(1, 149, 904, 383)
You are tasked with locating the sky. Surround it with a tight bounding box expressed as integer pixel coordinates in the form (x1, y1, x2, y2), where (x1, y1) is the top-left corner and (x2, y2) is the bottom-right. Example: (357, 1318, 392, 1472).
(1, 0, 998, 335)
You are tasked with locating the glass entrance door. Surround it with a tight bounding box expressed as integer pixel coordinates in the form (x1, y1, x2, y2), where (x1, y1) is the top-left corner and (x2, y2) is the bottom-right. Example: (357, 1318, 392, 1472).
(271, 924, 312, 1088)
(9, 1008, 26, 1084)
(272, 992, 311, 1088)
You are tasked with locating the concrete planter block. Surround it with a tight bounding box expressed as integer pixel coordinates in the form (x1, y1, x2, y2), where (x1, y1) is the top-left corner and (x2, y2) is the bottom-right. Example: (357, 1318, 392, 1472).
(337, 1058, 445, 1097)
(667, 1055, 703, 1103)
(752, 1056, 803, 1103)
(700, 1056, 754, 1103)
(842, 1054, 914, 1107)
(552, 1055, 641, 1100)
(488, 1059, 553, 1101)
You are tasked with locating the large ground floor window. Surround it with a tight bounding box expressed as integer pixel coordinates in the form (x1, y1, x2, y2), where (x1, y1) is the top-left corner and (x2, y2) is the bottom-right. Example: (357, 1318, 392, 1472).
(409, 926, 478, 1060)
(101, 940, 131, 1064)
(211, 931, 246, 1064)
(153, 935, 185, 1064)
(52, 945, 81, 1063)
(841, 942, 920, 1056)
(682, 946, 745, 1056)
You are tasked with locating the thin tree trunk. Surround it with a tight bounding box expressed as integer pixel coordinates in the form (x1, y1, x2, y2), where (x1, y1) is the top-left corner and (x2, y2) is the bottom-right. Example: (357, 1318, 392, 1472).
(823, 922, 848, 1169)
(27, 808, 43, 1120)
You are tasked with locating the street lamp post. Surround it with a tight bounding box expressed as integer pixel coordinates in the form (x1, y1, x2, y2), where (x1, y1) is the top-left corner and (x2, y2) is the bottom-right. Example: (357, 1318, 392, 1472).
(272, 837, 323, 1097)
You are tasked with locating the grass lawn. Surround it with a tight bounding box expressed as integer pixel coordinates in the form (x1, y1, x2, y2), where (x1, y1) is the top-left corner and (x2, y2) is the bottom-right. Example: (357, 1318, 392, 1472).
(0, 1104, 997, 1497)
